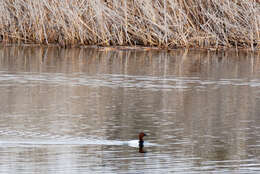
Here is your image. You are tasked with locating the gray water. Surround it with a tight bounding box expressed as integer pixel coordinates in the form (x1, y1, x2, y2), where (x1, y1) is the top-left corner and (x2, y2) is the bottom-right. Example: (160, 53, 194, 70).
(0, 46, 260, 173)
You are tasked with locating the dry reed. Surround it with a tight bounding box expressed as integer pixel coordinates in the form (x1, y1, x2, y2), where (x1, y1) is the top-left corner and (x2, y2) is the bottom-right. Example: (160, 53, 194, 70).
(0, 0, 259, 49)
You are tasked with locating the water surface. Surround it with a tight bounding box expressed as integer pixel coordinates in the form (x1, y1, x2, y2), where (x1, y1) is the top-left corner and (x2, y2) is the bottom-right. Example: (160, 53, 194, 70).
(0, 46, 260, 173)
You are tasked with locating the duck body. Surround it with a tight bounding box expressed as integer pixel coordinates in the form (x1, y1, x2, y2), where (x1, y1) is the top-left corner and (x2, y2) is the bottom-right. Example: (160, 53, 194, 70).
(126, 132, 147, 148)
(127, 140, 142, 147)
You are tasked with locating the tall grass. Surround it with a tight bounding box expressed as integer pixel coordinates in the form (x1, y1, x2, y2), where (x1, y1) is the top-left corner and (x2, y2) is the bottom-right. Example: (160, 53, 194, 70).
(0, 0, 259, 49)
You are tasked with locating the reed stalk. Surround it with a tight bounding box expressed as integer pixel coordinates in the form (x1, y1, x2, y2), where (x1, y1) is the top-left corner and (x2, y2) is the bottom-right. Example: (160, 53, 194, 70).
(0, 0, 259, 49)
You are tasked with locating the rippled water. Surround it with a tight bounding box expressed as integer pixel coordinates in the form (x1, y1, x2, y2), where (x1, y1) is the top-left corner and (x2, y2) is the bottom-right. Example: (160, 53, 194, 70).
(0, 46, 260, 173)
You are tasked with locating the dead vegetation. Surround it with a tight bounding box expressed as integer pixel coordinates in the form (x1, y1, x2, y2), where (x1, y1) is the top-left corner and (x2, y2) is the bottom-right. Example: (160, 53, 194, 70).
(0, 0, 259, 49)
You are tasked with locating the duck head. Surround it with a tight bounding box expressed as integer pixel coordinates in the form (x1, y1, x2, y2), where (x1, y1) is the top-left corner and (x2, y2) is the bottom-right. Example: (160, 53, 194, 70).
(139, 132, 147, 141)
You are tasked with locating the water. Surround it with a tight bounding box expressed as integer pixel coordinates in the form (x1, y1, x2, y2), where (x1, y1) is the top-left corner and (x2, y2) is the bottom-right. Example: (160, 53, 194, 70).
(0, 46, 260, 173)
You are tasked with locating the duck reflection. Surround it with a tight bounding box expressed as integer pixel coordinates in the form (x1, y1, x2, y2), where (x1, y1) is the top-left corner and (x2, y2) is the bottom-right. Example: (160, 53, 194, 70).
(139, 145, 147, 153)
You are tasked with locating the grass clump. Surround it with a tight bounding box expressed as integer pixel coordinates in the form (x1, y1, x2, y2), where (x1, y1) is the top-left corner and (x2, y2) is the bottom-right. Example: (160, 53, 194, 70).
(0, 0, 259, 49)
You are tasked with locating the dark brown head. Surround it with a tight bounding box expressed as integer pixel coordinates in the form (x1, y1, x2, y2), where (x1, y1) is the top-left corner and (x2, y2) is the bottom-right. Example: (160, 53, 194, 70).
(139, 132, 147, 141)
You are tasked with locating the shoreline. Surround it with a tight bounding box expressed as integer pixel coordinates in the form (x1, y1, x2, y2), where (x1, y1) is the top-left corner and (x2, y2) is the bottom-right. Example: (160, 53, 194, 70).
(0, 43, 259, 52)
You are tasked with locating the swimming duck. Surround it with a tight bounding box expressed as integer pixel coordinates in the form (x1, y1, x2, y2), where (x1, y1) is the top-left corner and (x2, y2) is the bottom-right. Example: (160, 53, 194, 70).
(138, 132, 146, 148)
(138, 132, 147, 153)
(127, 132, 147, 149)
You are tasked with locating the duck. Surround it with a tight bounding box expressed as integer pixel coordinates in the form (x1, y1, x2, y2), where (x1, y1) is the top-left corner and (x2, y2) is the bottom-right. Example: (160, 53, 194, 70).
(127, 132, 147, 149)
(138, 132, 146, 148)
(138, 132, 147, 153)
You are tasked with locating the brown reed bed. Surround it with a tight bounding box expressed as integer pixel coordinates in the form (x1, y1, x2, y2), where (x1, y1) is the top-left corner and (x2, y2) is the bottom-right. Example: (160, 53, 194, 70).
(0, 0, 259, 49)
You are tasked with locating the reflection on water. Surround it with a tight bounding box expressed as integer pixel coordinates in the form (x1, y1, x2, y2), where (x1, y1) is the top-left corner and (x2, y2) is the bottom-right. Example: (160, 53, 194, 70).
(0, 46, 260, 173)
